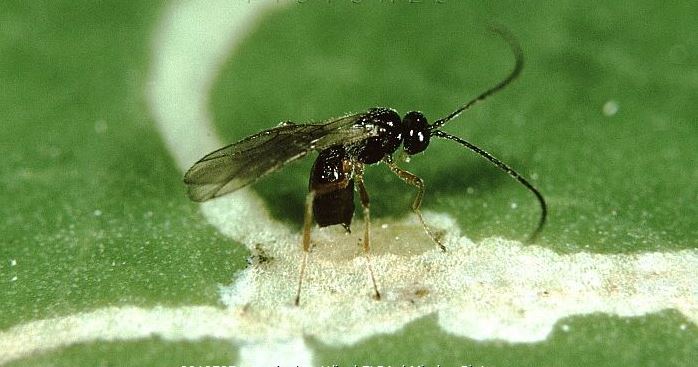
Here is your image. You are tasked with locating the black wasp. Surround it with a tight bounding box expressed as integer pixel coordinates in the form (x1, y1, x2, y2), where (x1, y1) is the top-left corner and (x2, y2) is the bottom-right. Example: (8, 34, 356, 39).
(184, 29, 547, 306)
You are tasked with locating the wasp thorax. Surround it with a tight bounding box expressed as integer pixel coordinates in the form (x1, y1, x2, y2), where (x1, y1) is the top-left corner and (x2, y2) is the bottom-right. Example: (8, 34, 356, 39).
(402, 111, 430, 155)
(354, 108, 403, 164)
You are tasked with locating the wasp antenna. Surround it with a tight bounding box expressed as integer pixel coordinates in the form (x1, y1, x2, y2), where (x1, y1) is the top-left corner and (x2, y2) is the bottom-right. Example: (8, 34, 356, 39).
(430, 27, 524, 131)
(431, 130, 546, 243)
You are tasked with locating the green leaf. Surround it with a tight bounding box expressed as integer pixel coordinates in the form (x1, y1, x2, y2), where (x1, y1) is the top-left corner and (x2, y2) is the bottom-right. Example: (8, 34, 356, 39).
(2, 0, 696, 366)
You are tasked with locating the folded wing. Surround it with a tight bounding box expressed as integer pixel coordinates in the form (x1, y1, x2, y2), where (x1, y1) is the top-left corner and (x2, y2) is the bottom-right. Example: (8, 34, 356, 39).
(183, 113, 376, 201)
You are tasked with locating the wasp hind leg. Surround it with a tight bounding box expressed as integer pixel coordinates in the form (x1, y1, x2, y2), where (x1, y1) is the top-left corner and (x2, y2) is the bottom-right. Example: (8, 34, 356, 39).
(295, 190, 315, 306)
(355, 167, 381, 300)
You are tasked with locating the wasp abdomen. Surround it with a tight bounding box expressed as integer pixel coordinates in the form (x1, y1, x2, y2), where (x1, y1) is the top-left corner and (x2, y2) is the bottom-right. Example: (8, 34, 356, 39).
(310, 145, 355, 230)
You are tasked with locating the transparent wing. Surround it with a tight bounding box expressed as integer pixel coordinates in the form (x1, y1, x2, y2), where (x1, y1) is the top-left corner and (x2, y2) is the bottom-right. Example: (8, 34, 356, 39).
(183, 113, 377, 201)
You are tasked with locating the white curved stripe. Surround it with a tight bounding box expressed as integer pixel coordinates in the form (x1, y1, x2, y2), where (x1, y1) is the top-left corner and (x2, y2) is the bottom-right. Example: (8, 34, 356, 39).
(215, 215, 698, 344)
(148, 0, 276, 172)
(0, 306, 235, 365)
(3, 0, 697, 365)
(145, 0, 306, 365)
(1, 225, 696, 364)
(147, 0, 292, 254)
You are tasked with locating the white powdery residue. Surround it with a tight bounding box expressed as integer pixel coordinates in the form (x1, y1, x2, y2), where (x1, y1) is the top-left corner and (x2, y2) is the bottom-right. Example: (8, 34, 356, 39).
(214, 212, 698, 345)
(437, 240, 697, 342)
(2, 214, 696, 365)
(200, 191, 293, 248)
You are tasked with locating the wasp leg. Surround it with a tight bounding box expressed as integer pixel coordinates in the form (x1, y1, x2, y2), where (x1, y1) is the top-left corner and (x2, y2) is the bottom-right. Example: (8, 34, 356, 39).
(354, 166, 381, 300)
(386, 161, 446, 252)
(295, 190, 315, 306)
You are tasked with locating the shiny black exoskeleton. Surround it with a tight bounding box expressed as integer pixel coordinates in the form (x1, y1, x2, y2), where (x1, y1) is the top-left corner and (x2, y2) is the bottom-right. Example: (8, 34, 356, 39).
(310, 107, 431, 229)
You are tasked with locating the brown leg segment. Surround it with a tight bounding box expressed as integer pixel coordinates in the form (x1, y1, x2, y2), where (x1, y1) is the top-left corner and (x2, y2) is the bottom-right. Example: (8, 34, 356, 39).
(386, 161, 446, 251)
(295, 190, 315, 306)
(354, 167, 381, 300)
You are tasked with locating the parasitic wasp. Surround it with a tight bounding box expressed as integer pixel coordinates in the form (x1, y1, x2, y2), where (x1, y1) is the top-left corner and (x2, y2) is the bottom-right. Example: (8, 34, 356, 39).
(184, 29, 547, 306)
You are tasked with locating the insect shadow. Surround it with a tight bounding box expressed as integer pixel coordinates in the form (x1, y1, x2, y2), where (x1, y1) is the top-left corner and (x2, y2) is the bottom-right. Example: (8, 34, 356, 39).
(184, 28, 547, 306)
(253, 168, 309, 226)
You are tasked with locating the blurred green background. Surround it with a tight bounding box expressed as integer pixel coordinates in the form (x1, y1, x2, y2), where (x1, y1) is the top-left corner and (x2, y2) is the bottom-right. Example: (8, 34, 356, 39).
(1, 0, 696, 366)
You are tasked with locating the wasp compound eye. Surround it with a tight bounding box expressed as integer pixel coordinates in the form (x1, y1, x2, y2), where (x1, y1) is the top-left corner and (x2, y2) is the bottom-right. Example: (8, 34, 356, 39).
(402, 111, 430, 155)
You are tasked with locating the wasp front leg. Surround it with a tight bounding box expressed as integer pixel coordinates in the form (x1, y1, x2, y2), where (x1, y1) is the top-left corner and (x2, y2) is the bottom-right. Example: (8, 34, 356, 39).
(385, 160, 446, 251)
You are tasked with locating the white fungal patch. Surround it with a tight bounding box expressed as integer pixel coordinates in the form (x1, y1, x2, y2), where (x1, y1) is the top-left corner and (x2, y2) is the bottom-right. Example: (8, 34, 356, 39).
(205, 193, 698, 345)
(3, 0, 696, 365)
(4, 203, 693, 365)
